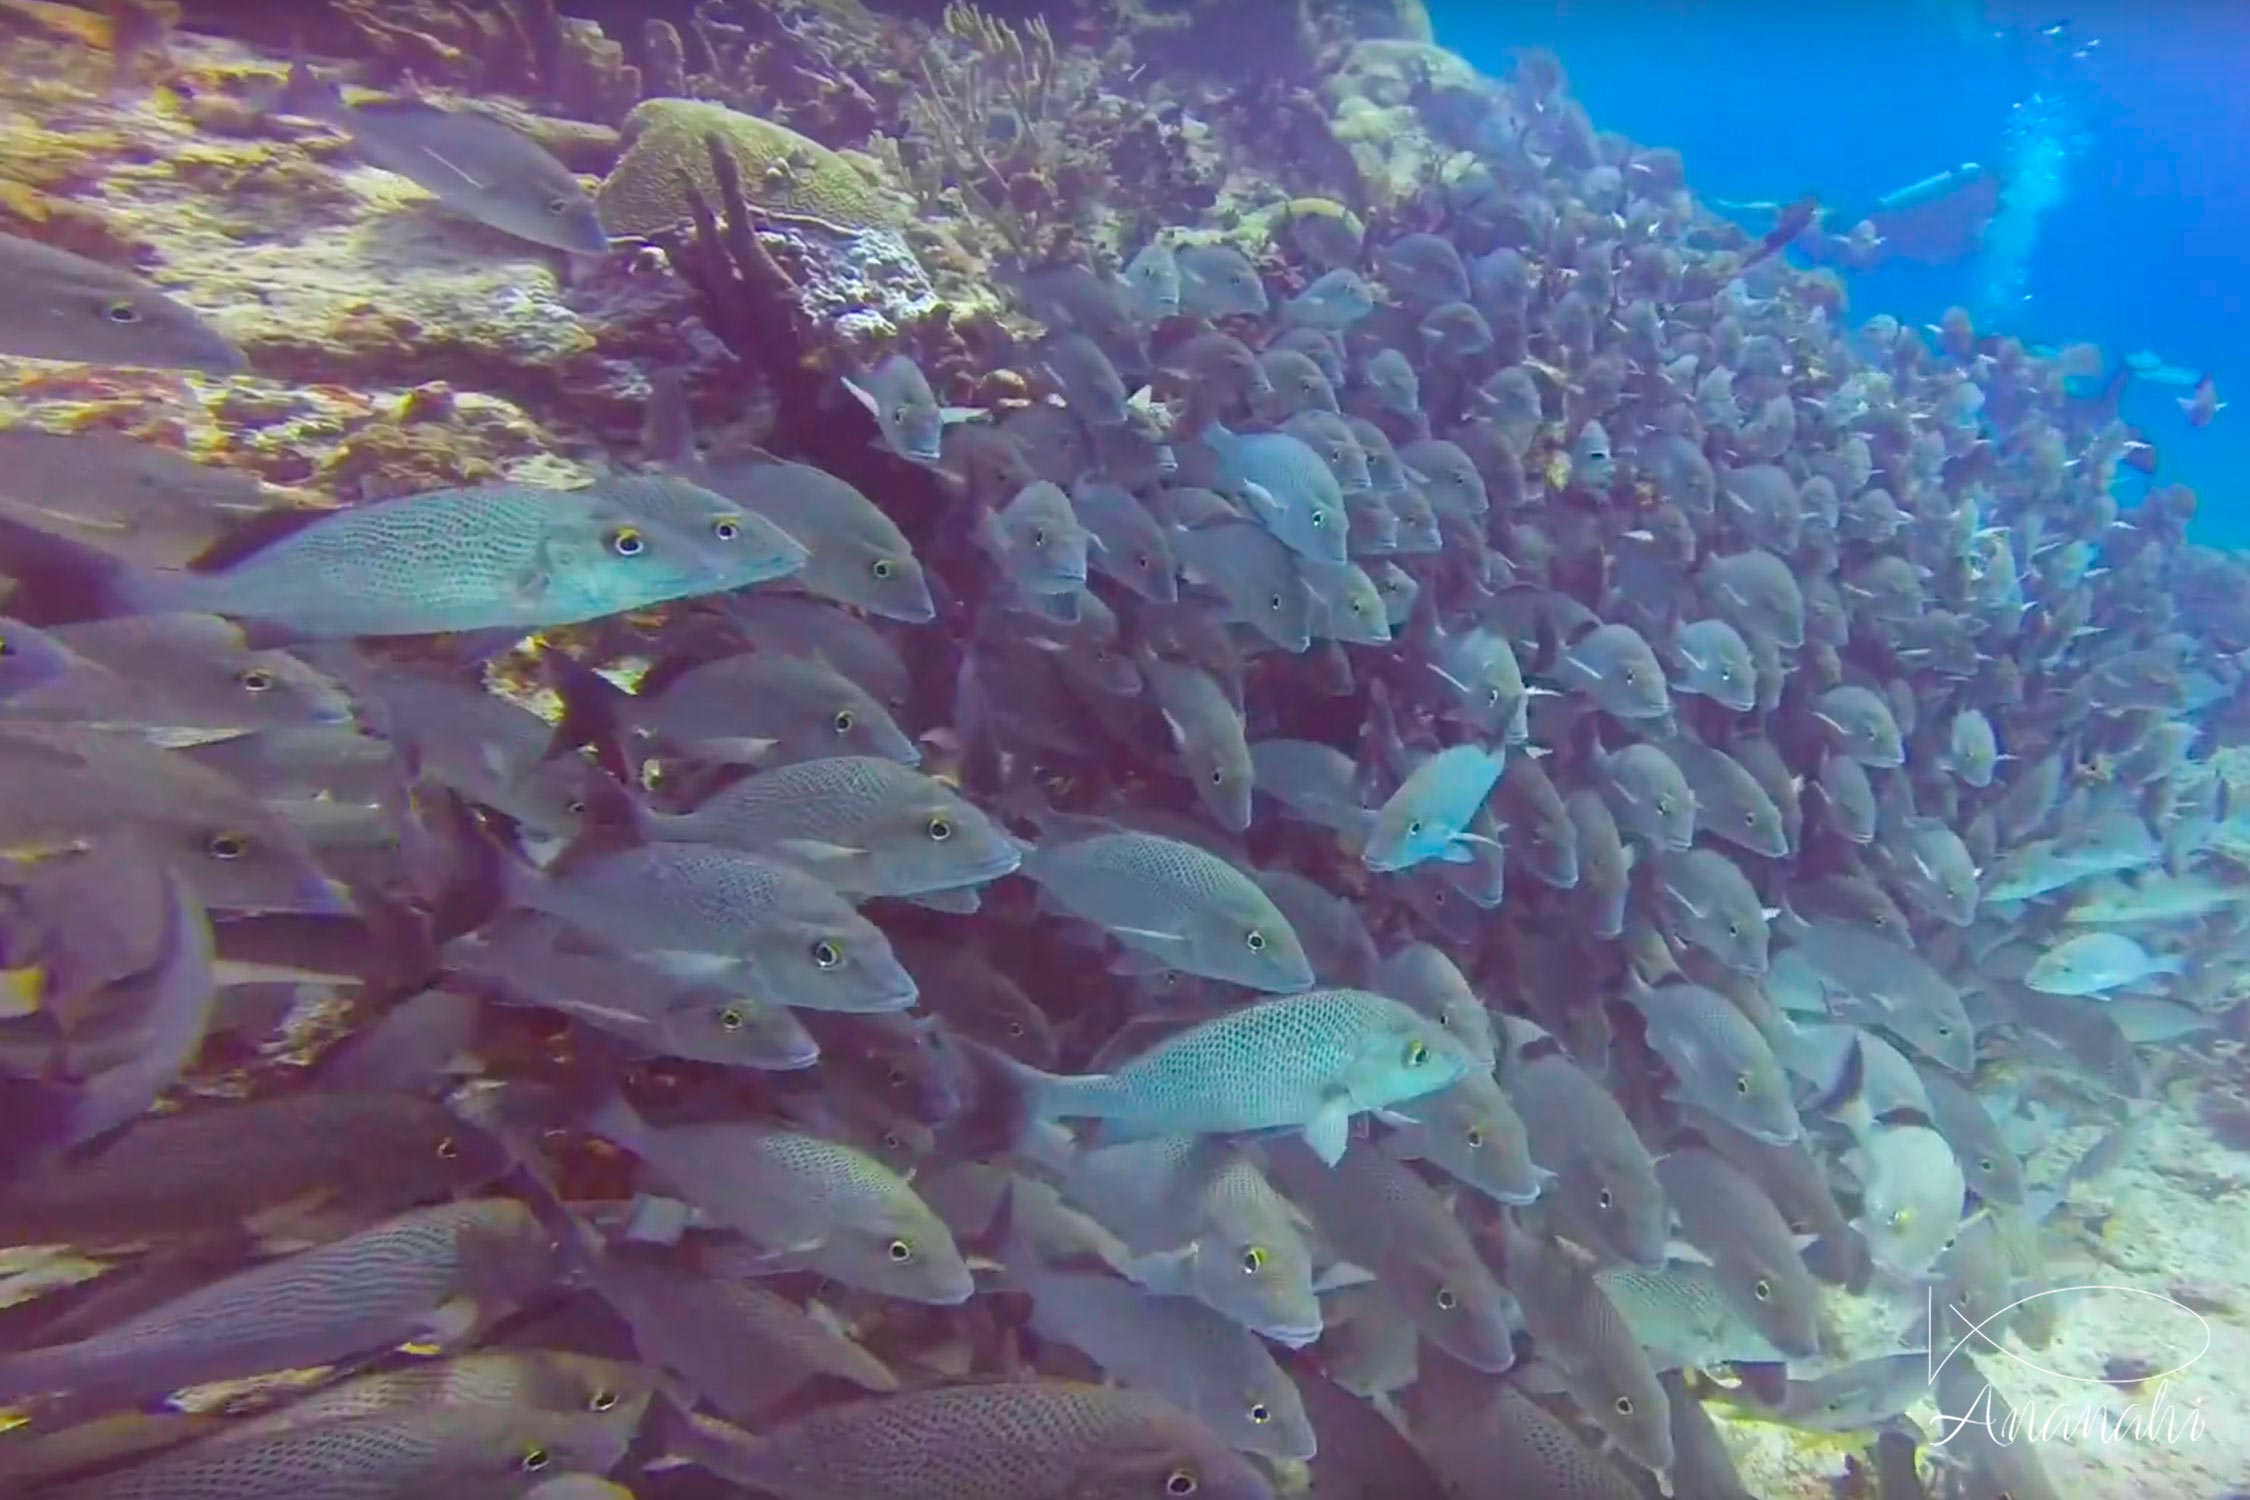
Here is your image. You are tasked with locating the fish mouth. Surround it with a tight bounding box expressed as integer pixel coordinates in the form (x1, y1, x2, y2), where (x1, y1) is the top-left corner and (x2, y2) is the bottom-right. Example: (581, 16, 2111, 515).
(1260, 1318, 1324, 1348)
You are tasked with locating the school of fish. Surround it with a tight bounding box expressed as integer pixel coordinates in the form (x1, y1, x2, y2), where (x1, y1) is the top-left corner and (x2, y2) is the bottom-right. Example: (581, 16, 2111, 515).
(0, 20, 2242, 1500)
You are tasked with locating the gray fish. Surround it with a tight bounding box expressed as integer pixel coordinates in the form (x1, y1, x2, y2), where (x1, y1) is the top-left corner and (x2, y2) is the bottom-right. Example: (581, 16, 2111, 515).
(1145, 656, 1253, 831)
(447, 915, 820, 1068)
(674, 1381, 1271, 1500)
(1702, 549, 1806, 648)
(1163, 331, 1270, 409)
(1567, 786, 1634, 937)
(1497, 1223, 1674, 1482)
(1202, 424, 1348, 563)
(1790, 920, 1974, 1071)
(1019, 828, 1313, 992)
(1070, 481, 1178, 602)
(720, 594, 911, 707)
(1816, 753, 1878, 843)
(1122, 239, 1182, 322)
(1626, 980, 1798, 1144)
(1279, 411, 1374, 494)
(1553, 623, 1670, 719)
(988, 988, 1464, 1164)
(1248, 737, 1367, 837)
(29, 1407, 633, 1500)
(508, 841, 917, 1013)
(1036, 331, 1132, 427)
(641, 756, 1021, 902)
(1065, 1135, 1322, 1343)
(1930, 1355, 2065, 1500)
(2023, 930, 2182, 995)
(1497, 752, 1580, 889)
(280, 64, 607, 252)
(1598, 741, 1697, 852)
(1596, 1259, 1790, 1373)
(1267, 325, 1344, 387)
(1668, 618, 1758, 712)
(1766, 1351, 1931, 1431)
(1376, 941, 1497, 1069)
(1885, 815, 1980, 926)
(586, 1095, 972, 1303)
(1812, 685, 1905, 767)
(1362, 347, 1421, 416)
(0, 431, 269, 569)
(1175, 242, 1268, 318)
(1171, 520, 1313, 651)
(842, 353, 974, 465)
(1718, 463, 1802, 551)
(1514, 1051, 1669, 1266)
(1654, 1148, 1823, 1357)
(552, 648, 916, 769)
(1000, 1222, 1314, 1461)
(977, 479, 1095, 602)
(1376, 232, 1470, 310)
(0, 231, 243, 373)
(1916, 1069, 2024, 1205)
(0, 479, 778, 639)
(1, 615, 351, 742)
(1854, 1122, 1966, 1276)
(1282, 268, 1376, 329)
(1653, 846, 1772, 974)
(1371, 558, 1418, 627)
(1254, 868, 1379, 986)
(0, 1199, 557, 1401)
(1298, 557, 1392, 645)
(1396, 438, 1487, 522)
(1381, 1067, 1547, 1206)
(1946, 708, 2001, 788)
(1418, 299, 1494, 359)
(1663, 736, 1789, 858)
(1258, 347, 1341, 416)
(1424, 621, 1535, 739)
(1405, 1354, 1645, 1500)
(1269, 1135, 1521, 1372)
(1659, 1371, 1759, 1500)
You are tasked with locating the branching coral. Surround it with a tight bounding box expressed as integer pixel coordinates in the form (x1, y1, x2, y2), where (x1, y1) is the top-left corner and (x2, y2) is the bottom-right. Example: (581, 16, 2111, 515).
(900, 2, 1106, 259)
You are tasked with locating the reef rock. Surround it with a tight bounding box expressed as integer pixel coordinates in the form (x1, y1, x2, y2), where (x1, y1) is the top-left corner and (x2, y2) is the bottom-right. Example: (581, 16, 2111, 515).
(595, 97, 909, 240)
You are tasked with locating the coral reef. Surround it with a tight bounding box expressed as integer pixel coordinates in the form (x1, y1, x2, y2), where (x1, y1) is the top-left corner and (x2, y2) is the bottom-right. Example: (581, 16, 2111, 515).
(595, 95, 908, 238)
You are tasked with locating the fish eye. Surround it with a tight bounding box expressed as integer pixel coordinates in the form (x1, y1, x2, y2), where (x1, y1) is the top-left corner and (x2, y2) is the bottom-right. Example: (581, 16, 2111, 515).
(206, 831, 248, 860)
(1405, 1039, 1430, 1067)
(589, 1388, 619, 1412)
(1614, 1397, 1635, 1416)
(883, 1130, 904, 1149)
(1978, 1156, 1994, 1172)
(871, 558, 896, 580)
(545, 196, 570, 214)
(886, 1067, 907, 1087)
(887, 1237, 915, 1262)
(566, 797, 588, 815)
(1311, 509, 1327, 528)
(1597, 1187, 1614, 1209)
(608, 526, 645, 557)
(1435, 1286, 1457, 1311)
(435, 1136, 459, 1159)
(1656, 797, 1674, 814)
(834, 709, 856, 733)
(235, 668, 275, 692)
(719, 1005, 747, 1031)
(812, 940, 843, 970)
(1269, 593, 1284, 610)
(1031, 526, 1049, 547)
(1735, 1074, 1751, 1094)
(1753, 1278, 1772, 1301)
(1465, 1126, 1485, 1148)
(926, 814, 953, 841)
(103, 299, 141, 323)
(1743, 810, 1755, 826)
(1137, 552, 1154, 570)
(1210, 767, 1225, 785)
(1245, 928, 1267, 952)
(1007, 1020, 1025, 1036)
(1726, 921, 1741, 938)
(1487, 687, 1501, 704)
(1166, 1470, 1200, 1496)
(1407, 819, 1424, 836)
(520, 1447, 550, 1472)
(1247, 1399, 1272, 1424)
(1935, 1023, 1953, 1037)
(712, 516, 741, 542)
(892, 405, 909, 424)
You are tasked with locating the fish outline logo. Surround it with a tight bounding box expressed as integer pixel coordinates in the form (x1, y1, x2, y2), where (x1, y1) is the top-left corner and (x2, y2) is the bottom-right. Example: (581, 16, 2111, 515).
(1926, 1281, 2211, 1389)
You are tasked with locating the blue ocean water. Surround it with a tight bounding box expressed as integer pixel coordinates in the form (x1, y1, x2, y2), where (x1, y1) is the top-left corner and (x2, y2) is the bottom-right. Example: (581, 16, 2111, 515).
(1429, 0, 2250, 543)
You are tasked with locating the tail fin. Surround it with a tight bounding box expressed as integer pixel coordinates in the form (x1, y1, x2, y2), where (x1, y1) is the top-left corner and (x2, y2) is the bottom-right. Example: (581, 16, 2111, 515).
(540, 649, 636, 779)
(0, 513, 146, 626)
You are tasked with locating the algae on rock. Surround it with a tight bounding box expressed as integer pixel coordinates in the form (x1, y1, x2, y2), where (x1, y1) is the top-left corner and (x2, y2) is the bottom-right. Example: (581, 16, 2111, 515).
(594, 96, 907, 240)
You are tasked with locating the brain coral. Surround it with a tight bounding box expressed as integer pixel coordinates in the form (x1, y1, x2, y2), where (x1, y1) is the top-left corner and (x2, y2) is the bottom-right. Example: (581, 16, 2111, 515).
(594, 99, 904, 239)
